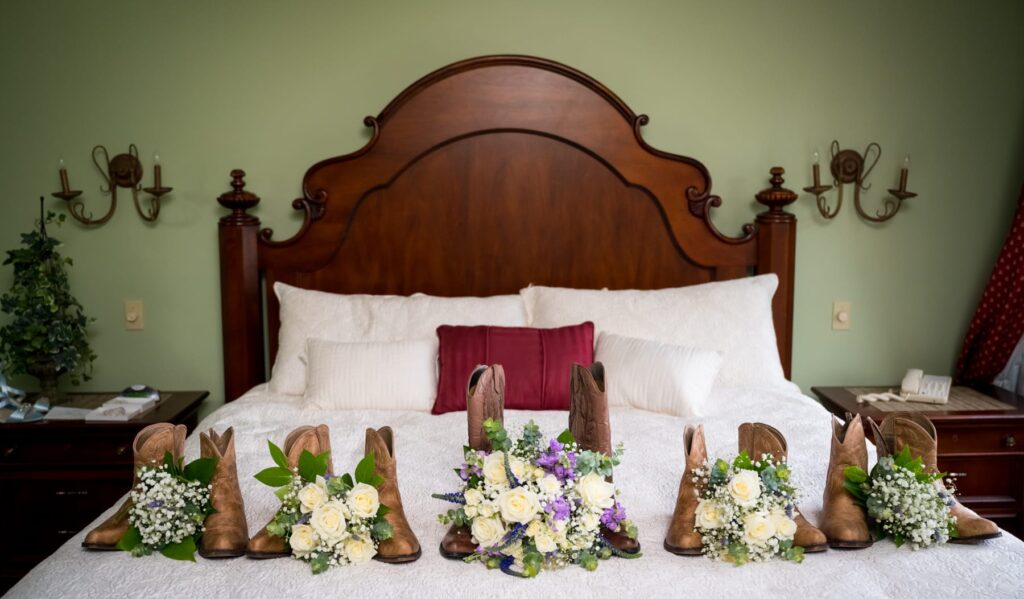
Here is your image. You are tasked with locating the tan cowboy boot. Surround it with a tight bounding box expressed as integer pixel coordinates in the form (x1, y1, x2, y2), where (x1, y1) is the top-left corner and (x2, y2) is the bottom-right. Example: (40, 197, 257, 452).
(367, 426, 421, 563)
(869, 413, 1001, 544)
(441, 364, 505, 559)
(570, 362, 640, 554)
(198, 428, 248, 558)
(664, 424, 707, 556)
(737, 422, 827, 552)
(82, 423, 187, 549)
(247, 424, 334, 558)
(820, 414, 872, 549)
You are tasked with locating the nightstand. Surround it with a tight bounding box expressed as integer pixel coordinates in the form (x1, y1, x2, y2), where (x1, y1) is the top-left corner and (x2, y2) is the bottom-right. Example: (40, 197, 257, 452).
(811, 385, 1023, 539)
(0, 390, 207, 593)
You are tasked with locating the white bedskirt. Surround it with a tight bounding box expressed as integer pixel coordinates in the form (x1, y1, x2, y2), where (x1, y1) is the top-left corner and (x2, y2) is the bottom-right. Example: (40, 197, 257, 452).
(9, 386, 1024, 598)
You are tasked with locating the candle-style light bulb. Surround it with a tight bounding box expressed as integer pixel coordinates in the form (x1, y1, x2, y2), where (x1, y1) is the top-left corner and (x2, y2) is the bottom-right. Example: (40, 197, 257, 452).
(58, 157, 65, 170)
(153, 153, 161, 166)
(902, 154, 910, 172)
(812, 149, 820, 165)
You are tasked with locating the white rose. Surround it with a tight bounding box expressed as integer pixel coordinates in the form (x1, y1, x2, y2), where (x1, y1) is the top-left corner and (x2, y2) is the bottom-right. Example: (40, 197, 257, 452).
(483, 452, 509, 486)
(464, 488, 484, 506)
(297, 476, 328, 513)
(347, 482, 381, 519)
(728, 470, 762, 507)
(771, 511, 797, 540)
(343, 536, 376, 564)
(743, 512, 776, 546)
(534, 533, 558, 553)
(510, 458, 528, 481)
(581, 512, 601, 531)
(498, 488, 541, 524)
(531, 466, 546, 480)
(537, 475, 562, 496)
(471, 516, 506, 548)
(289, 524, 319, 557)
(695, 500, 723, 530)
(577, 472, 615, 509)
(310, 500, 349, 544)
(525, 519, 545, 538)
(464, 505, 478, 518)
(478, 502, 497, 518)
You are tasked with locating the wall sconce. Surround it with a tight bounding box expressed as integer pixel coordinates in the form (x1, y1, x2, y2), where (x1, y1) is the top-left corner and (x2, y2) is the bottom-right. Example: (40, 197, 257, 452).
(51, 144, 172, 225)
(803, 140, 917, 223)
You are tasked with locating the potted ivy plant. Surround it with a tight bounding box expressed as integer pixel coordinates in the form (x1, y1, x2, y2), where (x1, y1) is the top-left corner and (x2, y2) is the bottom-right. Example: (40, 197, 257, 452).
(0, 199, 95, 401)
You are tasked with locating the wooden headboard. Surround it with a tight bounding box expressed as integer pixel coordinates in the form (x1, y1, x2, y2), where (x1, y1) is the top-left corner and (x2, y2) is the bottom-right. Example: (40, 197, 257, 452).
(216, 55, 799, 402)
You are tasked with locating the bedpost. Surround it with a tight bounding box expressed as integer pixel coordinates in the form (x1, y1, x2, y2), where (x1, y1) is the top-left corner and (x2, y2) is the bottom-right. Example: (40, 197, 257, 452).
(755, 167, 798, 380)
(217, 169, 265, 402)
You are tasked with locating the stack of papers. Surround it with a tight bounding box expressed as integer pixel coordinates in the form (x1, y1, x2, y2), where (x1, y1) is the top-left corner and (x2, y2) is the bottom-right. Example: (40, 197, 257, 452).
(85, 395, 159, 422)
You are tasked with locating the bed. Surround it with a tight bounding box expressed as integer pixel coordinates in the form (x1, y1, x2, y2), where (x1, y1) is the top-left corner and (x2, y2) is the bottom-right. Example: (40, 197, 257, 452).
(9, 55, 1024, 598)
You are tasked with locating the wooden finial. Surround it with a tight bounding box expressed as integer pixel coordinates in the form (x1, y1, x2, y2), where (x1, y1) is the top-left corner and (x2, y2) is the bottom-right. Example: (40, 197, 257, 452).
(217, 169, 261, 225)
(755, 166, 798, 220)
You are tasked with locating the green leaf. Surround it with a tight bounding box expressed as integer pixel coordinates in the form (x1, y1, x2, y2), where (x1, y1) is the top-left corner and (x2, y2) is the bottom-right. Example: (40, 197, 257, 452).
(116, 526, 142, 552)
(255, 466, 294, 488)
(355, 452, 377, 485)
(733, 451, 754, 471)
(298, 449, 328, 482)
(371, 520, 393, 540)
(843, 466, 868, 484)
(160, 537, 197, 561)
(377, 503, 391, 518)
(310, 552, 330, 574)
(341, 473, 354, 489)
(842, 479, 867, 504)
(556, 428, 576, 445)
(183, 457, 218, 485)
(268, 440, 288, 469)
(163, 451, 176, 472)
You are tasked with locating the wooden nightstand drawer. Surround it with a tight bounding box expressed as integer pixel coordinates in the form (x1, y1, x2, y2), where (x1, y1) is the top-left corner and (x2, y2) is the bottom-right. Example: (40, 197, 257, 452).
(938, 426, 1022, 455)
(938, 455, 1021, 497)
(0, 432, 134, 467)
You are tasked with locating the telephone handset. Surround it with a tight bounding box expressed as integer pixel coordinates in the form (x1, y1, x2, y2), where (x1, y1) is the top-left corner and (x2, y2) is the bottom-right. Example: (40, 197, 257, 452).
(857, 369, 952, 404)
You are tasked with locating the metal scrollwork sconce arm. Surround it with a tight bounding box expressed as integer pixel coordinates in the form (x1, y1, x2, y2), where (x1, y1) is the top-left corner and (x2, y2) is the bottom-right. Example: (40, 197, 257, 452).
(51, 144, 172, 226)
(803, 140, 917, 223)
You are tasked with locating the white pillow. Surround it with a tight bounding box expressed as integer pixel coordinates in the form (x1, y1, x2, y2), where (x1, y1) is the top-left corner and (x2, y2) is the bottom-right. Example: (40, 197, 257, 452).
(522, 274, 788, 389)
(595, 333, 722, 417)
(271, 283, 527, 395)
(303, 338, 437, 411)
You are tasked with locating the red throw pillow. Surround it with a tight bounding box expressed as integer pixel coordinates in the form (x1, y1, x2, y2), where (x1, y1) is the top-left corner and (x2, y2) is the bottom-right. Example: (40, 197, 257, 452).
(432, 322, 595, 414)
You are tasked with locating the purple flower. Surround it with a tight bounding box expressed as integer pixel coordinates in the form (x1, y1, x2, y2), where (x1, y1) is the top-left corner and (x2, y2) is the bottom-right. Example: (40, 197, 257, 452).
(146, 500, 164, 509)
(458, 463, 482, 481)
(544, 496, 571, 521)
(600, 502, 627, 530)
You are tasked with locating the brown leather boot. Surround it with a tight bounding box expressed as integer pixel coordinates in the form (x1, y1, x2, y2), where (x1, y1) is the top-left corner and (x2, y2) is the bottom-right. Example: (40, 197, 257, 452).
(737, 422, 827, 552)
(821, 414, 872, 549)
(664, 424, 706, 556)
(869, 413, 1001, 544)
(247, 424, 334, 558)
(82, 423, 186, 550)
(441, 364, 505, 559)
(367, 426, 421, 563)
(569, 362, 640, 554)
(198, 428, 248, 558)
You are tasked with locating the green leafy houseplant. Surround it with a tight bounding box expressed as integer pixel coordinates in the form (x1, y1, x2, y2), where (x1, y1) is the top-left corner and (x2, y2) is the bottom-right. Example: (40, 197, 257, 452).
(0, 201, 95, 400)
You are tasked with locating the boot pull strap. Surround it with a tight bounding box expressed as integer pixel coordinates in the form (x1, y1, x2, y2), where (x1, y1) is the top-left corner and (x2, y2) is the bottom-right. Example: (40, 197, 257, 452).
(866, 417, 891, 457)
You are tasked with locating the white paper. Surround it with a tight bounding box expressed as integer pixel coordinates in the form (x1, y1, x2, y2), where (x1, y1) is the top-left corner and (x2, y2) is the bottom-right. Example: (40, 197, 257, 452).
(43, 406, 94, 420)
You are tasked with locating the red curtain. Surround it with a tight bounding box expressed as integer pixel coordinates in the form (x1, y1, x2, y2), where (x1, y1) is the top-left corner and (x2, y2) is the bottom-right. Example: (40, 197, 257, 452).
(956, 183, 1024, 384)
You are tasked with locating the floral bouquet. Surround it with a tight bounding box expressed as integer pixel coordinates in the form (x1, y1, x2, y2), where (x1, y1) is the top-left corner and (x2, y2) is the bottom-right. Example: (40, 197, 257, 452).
(254, 442, 392, 573)
(692, 452, 803, 565)
(843, 447, 957, 549)
(116, 452, 217, 560)
(433, 419, 639, 578)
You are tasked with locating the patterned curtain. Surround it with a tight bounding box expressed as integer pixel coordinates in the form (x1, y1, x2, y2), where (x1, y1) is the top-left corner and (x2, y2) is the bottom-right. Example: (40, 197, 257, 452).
(956, 183, 1024, 384)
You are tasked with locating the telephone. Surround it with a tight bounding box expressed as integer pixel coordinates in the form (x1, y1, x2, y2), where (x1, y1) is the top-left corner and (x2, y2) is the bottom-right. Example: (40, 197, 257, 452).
(856, 369, 952, 405)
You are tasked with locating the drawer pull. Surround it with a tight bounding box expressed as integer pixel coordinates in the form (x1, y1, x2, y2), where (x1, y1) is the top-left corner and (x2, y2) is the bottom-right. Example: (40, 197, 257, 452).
(116, 445, 129, 456)
(55, 490, 90, 496)
(2, 447, 14, 458)
(1006, 435, 1017, 448)
(948, 472, 968, 478)
(56, 529, 77, 536)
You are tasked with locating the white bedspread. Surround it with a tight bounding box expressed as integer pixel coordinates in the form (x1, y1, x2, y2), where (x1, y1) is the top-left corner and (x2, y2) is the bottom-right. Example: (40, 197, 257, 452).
(9, 386, 1024, 598)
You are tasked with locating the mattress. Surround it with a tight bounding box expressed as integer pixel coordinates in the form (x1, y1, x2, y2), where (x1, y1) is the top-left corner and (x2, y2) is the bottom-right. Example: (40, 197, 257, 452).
(9, 385, 1024, 598)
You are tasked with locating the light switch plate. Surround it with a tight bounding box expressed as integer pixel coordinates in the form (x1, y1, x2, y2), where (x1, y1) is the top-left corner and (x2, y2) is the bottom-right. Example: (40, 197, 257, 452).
(124, 299, 144, 331)
(832, 300, 851, 331)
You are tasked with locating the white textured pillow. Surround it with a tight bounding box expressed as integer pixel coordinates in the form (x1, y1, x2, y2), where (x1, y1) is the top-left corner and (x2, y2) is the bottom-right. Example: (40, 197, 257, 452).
(271, 283, 527, 395)
(522, 274, 788, 389)
(595, 333, 722, 417)
(303, 338, 437, 411)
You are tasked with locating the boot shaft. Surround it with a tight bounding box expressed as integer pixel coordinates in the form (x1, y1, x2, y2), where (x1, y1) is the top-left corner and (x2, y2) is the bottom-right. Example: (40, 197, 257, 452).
(133, 423, 186, 485)
(737, 422, 787, 463)
(569, 362, 611, 455)
(868, 413, 937, 472)
(283, 424, 334, 475)
(467, 364, 505, 451)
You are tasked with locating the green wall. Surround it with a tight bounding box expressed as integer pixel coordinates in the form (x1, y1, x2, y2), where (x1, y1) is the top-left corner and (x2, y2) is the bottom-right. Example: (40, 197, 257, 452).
(2, 0, 1022, 415)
